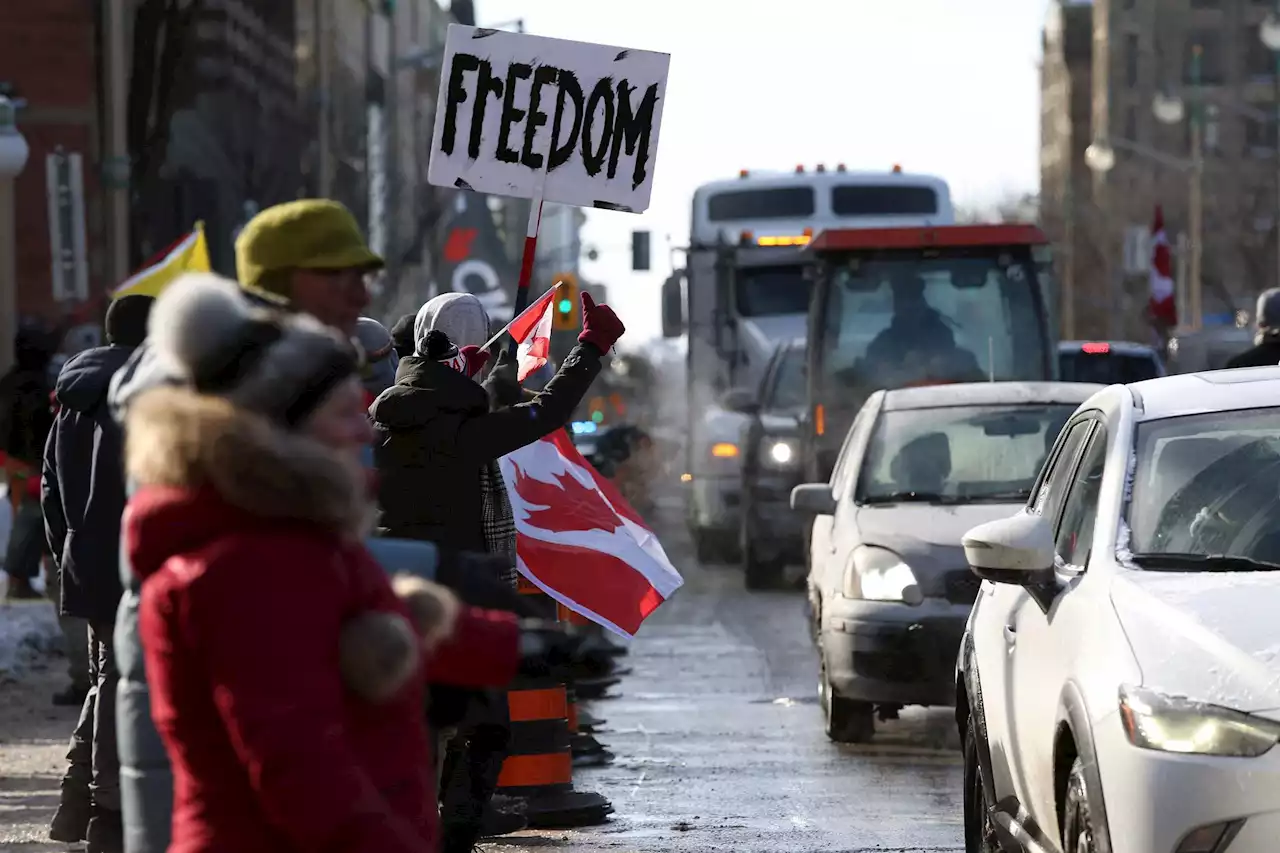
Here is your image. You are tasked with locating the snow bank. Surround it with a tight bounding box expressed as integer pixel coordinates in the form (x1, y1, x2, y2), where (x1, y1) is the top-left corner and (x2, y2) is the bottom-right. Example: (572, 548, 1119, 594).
(0, 580, 62, 679)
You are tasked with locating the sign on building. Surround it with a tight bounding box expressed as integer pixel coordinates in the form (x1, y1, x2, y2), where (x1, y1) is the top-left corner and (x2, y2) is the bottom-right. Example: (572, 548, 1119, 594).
(1123, 225, 1150, 276)
(427, 25, 670, 213)
(45, 150, 89, 303)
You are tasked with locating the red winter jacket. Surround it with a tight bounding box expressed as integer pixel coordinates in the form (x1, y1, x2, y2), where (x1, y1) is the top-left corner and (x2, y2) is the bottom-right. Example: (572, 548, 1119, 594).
(123, 386, 519, 853)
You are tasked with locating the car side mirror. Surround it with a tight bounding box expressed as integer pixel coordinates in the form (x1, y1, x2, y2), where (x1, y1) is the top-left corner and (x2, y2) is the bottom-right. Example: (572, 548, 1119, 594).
(720, 387, 759, 414)
(791, 483, 836, 515)
(962, 513, 1056, 586)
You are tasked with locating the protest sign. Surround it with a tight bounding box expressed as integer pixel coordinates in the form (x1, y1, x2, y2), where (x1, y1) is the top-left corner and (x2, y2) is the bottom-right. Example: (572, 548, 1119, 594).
(428, 25, 670, 214)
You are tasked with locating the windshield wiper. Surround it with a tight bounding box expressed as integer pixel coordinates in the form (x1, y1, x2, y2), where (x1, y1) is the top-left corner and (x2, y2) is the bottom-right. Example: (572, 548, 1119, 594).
(1129, 552, 1280, 573)
(963, 490, 1032, 503)
(861, 491, 965, 505)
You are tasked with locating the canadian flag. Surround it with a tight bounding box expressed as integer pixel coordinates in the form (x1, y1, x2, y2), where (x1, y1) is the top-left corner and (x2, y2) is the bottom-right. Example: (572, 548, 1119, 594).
(499, 431, 683, 639)
(1149, 206, 1178, 328)
(507, 286, 559, 382)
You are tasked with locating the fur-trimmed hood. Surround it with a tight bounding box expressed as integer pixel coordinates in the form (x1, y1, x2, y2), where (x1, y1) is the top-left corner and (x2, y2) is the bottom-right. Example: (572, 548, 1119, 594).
(124, 386, 373, 576)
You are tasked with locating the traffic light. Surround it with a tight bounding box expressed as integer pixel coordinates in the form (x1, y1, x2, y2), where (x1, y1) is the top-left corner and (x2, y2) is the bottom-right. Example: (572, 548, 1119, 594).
(552, 273, 580, 331)
(631, 230, 651, 271)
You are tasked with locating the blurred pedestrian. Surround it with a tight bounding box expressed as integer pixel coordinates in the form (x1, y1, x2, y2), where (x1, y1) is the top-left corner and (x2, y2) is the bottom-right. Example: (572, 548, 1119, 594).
(390, 312, 416, 360)
(122, 273, 529, 853)
(1226, 288, 1280, 368)
(1, 320, 58, 601)
(355, 316, 399, 401)
(370, 290, 625, 853)
(43, 294, 153, 851)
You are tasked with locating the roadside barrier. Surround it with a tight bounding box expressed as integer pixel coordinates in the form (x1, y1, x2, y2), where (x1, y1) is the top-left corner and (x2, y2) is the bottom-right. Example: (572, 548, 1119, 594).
(495, 579, 613, 827)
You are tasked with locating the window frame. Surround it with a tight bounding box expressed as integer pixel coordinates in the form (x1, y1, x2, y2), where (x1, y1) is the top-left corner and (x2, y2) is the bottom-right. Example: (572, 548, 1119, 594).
(1053, 424, 1109, 572)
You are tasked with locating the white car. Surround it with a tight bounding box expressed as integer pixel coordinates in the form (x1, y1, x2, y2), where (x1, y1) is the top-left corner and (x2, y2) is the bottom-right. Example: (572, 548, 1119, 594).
(957, 366, 1280, 853)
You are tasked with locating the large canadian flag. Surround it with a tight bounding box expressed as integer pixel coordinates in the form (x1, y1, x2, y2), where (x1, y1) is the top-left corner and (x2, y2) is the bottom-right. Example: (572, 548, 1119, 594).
(507, 286, 558, 382)
(1149, 206, 1178, 328)
(499, 430, 683, 638)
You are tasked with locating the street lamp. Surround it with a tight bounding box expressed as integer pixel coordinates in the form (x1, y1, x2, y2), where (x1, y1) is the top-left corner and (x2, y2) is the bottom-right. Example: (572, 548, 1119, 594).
(1152, 91, 1186, 125)
(0, 95, 29, 375)
(1084, 141, 1116, 174)
(1261, 12, 1280, 52)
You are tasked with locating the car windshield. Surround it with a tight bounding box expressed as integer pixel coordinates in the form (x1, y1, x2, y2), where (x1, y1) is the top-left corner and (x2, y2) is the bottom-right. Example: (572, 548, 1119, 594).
(735, 264, 813, 317)
(1060, 350, 1161, 384)
(769, 349, 806, 410)
(1128, 407, 1280, 567)
(856, 404, 1078, 504)
(819, 249, 1049, 393)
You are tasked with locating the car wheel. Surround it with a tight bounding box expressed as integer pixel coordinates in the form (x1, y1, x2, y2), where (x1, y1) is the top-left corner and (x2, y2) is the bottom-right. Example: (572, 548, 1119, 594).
(819, 651, 875, 743)
(693, 529, 719, 564)
(963, 714, 999, 853)
(744, 551, 784, 590)
(1062, 758, 1100, 853)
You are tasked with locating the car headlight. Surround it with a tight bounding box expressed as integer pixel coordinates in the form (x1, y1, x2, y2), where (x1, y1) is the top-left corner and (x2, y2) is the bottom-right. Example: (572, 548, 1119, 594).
(844, 546, 923, 605)
(1119, 685, 1280, 757)
(765, 439, 797, 468)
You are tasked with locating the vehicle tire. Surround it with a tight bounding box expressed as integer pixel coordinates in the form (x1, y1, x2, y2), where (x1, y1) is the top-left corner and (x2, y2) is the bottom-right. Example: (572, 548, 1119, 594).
(963, 714, 999, 853)
(819, 651, 875, 743)
(743, 550, 784, 591)
(1062, 757, 1100, 853)
(693, 529, 718, 564)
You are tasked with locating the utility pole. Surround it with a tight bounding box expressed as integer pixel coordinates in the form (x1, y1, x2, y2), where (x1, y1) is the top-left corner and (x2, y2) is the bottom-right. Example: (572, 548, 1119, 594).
(1188, 44, 1204, 329)
(104, 0, 130, 280)
(0, 97, 29, 376)
(1062, 183, 1075, 339)
(384, 0, 399, 287)
(315, 0, 332, 197)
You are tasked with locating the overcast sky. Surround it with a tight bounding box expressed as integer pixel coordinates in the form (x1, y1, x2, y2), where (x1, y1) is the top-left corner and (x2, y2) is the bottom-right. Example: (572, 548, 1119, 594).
(473, 0, 1052, 342)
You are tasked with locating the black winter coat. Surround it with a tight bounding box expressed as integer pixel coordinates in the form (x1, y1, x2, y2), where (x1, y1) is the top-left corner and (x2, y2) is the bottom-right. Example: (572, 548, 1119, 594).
(370, 343, 603, 552)
(1225, 339, 1280, 369)
(41, 345, 133, 621)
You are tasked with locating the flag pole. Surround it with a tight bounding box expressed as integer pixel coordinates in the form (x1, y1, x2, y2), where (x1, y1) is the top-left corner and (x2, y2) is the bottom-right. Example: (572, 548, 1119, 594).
(506, 134, 553, 359)
(480, 280, 563, 353)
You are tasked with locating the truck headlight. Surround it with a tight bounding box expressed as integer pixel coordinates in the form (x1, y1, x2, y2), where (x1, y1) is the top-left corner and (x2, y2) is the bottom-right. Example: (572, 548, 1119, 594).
(1119, 685, 1280, 757)
(844, 546, 923, 605)
(765, 439, 797, 468)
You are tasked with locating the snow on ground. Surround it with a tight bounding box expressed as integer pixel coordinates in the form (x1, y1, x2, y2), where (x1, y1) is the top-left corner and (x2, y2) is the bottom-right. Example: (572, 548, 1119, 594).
(0, 577, 61, 681)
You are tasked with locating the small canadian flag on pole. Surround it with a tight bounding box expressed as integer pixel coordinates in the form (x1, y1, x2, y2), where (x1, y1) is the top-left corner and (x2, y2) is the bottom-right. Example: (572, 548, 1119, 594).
(492, 283, 562, 382)
(1149, 206, 1178, 328)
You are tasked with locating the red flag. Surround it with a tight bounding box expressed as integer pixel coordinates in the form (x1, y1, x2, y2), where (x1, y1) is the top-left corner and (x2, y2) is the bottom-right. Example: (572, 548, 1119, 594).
(499, 431, 683, 638)
(1149, 206, 1177, 328)
(507, 287, 558, 382)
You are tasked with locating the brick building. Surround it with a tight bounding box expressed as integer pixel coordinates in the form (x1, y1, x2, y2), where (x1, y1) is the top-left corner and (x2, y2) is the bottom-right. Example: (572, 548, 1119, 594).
(1042, 0, 1280, 337)
(0, 1, 104, 324)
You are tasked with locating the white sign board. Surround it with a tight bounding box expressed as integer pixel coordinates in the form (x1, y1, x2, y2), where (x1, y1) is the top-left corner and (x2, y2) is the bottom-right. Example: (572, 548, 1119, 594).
(428, 25, 670, 214)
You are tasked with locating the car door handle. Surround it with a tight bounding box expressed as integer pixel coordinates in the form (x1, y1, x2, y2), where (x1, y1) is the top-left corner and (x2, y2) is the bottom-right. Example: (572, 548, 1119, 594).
(1003, 625, 1017, 646)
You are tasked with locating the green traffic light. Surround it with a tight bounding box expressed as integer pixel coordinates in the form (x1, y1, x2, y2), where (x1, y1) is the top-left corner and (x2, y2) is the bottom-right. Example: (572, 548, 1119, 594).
(557, 299, 573, 313)
(590, 410, 604, 423)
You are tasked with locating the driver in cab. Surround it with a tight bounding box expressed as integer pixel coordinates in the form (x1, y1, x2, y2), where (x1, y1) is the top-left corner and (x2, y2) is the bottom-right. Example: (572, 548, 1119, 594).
(861, 273, 984, 386)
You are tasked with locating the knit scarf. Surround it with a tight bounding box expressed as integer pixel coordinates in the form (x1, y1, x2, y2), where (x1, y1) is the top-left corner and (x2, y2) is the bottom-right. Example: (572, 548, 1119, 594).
(479, 460, 518, 588)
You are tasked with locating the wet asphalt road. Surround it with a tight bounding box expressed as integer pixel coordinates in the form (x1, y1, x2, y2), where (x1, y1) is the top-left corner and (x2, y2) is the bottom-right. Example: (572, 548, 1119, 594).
(501, 519, 965, 853)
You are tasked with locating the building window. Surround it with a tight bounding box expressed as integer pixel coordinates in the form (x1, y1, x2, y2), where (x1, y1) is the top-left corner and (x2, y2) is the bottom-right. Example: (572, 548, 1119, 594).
(1185, 32, 1223, 85)
(1125, 105, 1137, 141)
(1126, 33, 1140, 87)
(1246, 114, 1277, 153)
(1247, 27, 1274, 80)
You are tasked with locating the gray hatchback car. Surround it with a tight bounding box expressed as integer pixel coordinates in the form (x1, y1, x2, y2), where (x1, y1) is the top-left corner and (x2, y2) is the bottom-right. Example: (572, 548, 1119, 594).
(790, 381, 1102, 743)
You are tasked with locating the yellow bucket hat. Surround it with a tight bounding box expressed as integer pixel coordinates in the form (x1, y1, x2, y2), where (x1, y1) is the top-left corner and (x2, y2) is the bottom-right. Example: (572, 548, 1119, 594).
(235, 199, 384, 302)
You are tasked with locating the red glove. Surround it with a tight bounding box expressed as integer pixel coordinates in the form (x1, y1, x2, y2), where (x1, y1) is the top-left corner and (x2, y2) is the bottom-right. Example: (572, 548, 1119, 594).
(459, 345, 490, 378)
(577, 293, 625, 353)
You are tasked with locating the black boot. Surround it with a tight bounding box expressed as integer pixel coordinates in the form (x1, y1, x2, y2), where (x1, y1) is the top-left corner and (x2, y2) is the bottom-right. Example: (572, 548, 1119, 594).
(479, 795, 528, 837)
(85, 806, 123, 853)
(48, 799, 90, 843)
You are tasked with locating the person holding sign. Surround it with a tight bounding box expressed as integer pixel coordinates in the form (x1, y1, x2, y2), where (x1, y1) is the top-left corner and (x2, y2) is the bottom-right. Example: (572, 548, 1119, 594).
(369, 290, 624, 853)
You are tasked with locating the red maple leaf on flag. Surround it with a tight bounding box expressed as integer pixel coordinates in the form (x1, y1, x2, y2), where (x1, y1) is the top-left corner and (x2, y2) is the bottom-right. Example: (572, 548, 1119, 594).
(511, 463, 622, 534)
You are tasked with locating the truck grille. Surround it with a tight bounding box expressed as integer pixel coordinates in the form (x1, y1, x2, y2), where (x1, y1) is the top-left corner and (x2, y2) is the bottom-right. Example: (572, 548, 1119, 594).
(943, 571, 982, 605)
